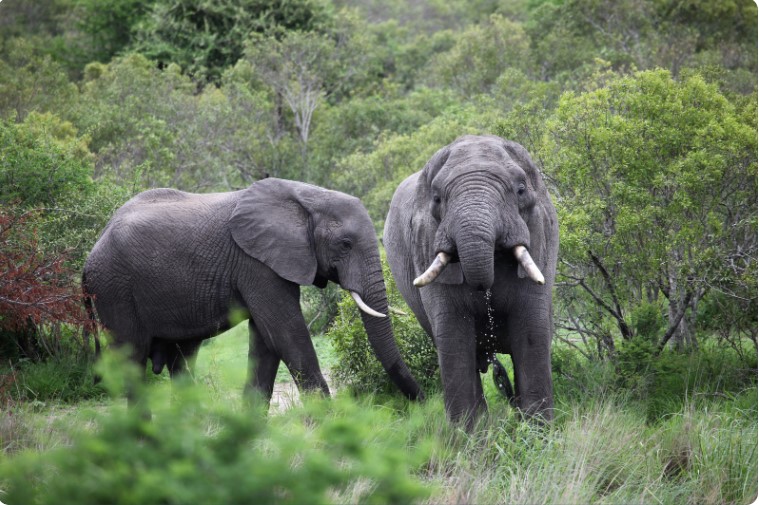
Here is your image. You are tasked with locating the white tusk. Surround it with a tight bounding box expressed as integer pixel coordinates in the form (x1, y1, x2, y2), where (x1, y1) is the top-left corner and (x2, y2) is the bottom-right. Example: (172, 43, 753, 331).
(514, 245, 545, 285)
(350, 291, 387, 318)
(413, 252, 451, 287)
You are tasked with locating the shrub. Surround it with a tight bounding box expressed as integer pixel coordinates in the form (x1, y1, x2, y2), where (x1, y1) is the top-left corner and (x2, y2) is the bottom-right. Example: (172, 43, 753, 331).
(328, 254, 439, 396)
(300, 283, 342, 335)
(3, 356, 105, 405)
(631, 300, 665, 343)
(0, 211, 90, 362)
(550, 335, 758, 426)
(0, 357, 433, 505)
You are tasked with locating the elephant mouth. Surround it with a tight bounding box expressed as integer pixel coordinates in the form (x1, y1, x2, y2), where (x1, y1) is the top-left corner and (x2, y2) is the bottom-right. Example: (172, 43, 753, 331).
(438, 239, 521, 265)
(414, 245, 544, 287)
(437, 247, 460, 263)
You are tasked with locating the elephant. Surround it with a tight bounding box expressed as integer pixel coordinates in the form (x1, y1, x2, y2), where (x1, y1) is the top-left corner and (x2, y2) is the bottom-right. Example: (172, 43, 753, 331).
(383, 135, 558, 428)
(83, 177, 424, 405)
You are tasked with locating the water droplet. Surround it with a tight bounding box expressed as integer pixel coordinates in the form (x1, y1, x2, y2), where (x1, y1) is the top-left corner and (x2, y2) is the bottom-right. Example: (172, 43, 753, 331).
(484, 289, 496, 364)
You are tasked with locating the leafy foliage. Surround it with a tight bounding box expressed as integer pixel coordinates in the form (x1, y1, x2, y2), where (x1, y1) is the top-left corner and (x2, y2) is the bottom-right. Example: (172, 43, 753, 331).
(0, 37, 79, 121)
(0, 357, 433, 504)
(0, 110, 120, 362)
(78, 53, 292, 190)
(0, 112, 93, 207)
(541, 70, 757, 352)
(425, 14, 532, 96)
(2, 355, 105, 405)
(73, 0, 152, 65)
(329, 255, 439, 395)
(130, 0, 333, 83)
(0, 211, 88, 361)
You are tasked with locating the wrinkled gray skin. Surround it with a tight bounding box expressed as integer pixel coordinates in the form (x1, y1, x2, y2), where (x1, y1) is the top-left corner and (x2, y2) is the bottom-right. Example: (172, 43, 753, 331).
(384, 135, 558, 428)
(84, 178, 423, 404)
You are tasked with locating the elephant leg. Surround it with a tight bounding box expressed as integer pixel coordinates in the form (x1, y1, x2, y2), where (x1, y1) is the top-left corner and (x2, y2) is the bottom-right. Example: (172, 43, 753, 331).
(278, 329, 330, 397)
(433, 312, 484, 429)
(511, 354, 521, 400)
(245, 320, 280, 402)
(510, 317, 553, 421)
(243, 283, 330, 399)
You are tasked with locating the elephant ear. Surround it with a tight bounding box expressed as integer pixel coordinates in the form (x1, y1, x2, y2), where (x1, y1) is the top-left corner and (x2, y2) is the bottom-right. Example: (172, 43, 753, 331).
(501, 139, 553, 278)
(229, 178, 317, 285)
(501, 139, 548, 198)
(411, 145, 464, 285)
(520, 204, 548, 279)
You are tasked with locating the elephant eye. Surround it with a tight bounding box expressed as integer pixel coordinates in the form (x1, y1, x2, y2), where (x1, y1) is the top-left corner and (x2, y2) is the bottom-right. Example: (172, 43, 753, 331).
(517, 183, 526, 196)
(433, 195, 442, 204)
(341, 239, 353, 250)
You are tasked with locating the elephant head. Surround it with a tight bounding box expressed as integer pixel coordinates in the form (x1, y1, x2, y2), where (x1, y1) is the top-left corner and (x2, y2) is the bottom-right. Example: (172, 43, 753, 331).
(412, 135, 553, 291)
(228, 178, 423, 400)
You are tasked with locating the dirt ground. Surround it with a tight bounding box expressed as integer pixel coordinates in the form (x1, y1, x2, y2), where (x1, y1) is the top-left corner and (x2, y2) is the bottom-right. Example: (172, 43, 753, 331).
(268, 374, 333, 414)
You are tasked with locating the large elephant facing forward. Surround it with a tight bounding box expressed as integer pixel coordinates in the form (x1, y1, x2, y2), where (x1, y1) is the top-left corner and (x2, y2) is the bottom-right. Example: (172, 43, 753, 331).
(384, 135, 558, 427)
(84, 178, 423, 404)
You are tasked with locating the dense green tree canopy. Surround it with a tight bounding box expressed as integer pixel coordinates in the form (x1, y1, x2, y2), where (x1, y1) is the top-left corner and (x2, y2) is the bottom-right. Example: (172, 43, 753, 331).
(0, 112, 93, 207)
(0, 0, 755, 359)
(541, 70, 757, 350)
(131, 0, 334, 83)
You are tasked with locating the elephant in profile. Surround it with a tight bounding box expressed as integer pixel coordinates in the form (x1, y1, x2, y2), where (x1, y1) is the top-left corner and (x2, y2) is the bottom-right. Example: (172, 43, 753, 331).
(83, 177, 424, 404)
(384, 135, 558, 427)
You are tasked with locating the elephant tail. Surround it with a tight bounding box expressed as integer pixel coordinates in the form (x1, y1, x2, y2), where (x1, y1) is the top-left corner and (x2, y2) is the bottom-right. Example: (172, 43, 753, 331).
(81, 272, 102, 384)
(492, 357, 516, 407)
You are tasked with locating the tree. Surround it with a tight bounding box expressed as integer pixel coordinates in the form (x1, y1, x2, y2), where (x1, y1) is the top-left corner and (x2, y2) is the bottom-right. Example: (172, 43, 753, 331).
(543, 70, 756, 352)
(525, 0, 757, 88)
(0, 112, 93, 208)
(425, 14, 532, 97)
(78, 54, 289, 191)
(0, 0, 67, 39)
(244, 12, 374, 180)
(72, 0, 152, 64)
(0, 112, 97, 360)
(0, 37, 79, 122)
(130, 0, 333, 84)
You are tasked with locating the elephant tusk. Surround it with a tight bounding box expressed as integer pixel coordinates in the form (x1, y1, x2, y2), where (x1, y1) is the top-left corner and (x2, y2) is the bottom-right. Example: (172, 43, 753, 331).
(514, 245, 545, 285)
(350, 291, 387, 318)
(413, 252, 451, 287)
(389, 306, 408, 316)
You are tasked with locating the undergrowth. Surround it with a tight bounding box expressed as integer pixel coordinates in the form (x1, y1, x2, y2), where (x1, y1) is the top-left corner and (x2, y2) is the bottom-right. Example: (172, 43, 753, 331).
(1, 331, 756, 505)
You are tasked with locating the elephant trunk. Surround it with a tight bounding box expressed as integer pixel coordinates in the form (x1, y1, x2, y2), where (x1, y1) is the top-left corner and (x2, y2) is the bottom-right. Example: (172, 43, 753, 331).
(458, 238, 496, 290)
(456, 216, 498, 290)
(358, 263, 425, 400)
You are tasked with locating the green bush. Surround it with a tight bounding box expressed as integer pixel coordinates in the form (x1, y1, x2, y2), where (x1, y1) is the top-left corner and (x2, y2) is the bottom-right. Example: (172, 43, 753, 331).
(599, 338, 757, 422)
(0, 357, 433, 505)
(0, 112, 93, 208)
(328, 255, 439, 396)
(7, 357, 105, 404)
(631, 300, 665, 343)
(551, 345, 617, 407)
(551, 337, 758, 424)
(300, 283, 342, 336)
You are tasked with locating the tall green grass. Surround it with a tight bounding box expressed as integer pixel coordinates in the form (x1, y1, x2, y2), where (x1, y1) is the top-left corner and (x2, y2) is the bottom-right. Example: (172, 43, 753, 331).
(0, 355, 105, 405)
(411, 388, 757, 505)
(1, 329, 756, 505)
